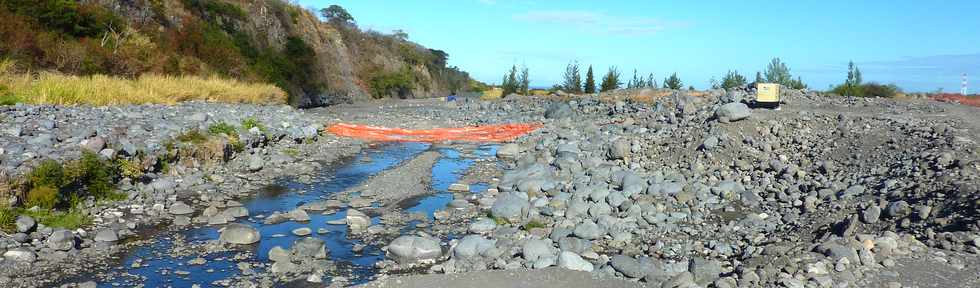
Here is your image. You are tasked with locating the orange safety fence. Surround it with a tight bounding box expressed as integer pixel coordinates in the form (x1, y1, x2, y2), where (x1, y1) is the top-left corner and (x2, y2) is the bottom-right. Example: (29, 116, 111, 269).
(326, 123, 542, 142)
(931, 93, 980, 108)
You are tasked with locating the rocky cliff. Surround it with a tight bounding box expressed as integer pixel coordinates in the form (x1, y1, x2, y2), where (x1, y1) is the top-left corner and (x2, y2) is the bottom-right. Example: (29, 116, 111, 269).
(0, 0, 476, 106)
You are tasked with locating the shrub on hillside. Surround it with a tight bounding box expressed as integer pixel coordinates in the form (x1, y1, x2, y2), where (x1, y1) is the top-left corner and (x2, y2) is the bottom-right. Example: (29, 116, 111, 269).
(26, 185, 59, 209)
(830, 82, 901, 98)
(370, 68, 415, 98)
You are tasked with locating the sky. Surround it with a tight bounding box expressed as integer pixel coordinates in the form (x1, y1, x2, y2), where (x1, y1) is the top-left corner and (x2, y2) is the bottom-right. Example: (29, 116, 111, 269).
(296, 0, 980, 92)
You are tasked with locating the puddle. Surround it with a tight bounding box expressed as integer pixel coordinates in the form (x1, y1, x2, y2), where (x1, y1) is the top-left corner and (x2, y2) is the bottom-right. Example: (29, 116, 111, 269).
(93, 142, 499, 287)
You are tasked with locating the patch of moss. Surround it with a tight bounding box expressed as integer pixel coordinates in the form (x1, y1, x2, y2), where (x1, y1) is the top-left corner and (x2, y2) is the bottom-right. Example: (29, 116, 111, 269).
(283, 148, 300, 157)
(524, 220, 547, 230)
(241, 118, 267, 133)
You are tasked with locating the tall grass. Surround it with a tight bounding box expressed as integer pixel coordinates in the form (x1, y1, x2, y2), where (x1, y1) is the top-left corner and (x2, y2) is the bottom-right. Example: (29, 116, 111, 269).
(0, 59, 288, 106)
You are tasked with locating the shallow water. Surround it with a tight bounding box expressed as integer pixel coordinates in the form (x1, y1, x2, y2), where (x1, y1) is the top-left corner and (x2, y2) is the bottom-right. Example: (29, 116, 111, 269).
(96, 142, 498, 287)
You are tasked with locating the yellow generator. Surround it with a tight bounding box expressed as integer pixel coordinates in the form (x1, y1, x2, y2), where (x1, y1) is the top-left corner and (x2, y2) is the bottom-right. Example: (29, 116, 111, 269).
(755, 83, 780, 109)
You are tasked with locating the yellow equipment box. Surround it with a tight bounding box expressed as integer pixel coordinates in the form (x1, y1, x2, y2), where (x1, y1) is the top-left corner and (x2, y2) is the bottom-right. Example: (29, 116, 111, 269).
(756, 83, 780, 103)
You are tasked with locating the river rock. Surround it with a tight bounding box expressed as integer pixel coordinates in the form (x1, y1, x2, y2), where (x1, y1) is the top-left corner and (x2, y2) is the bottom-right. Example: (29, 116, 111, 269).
(557, 251, 593, 272)
(219, 223, 261, 244)
(47, 229, 76, 251)
(292, 237, 328, 259)
(346, 209, 370, 233)
(169, 201, 194, 215)
(715, 103, 751, 123)
(3, 248, 37, 263)
(387, 235, 442, 263)
(490, 192, 528, 222)
(94, 229, 119, 242)
(15, 215, 36, 233)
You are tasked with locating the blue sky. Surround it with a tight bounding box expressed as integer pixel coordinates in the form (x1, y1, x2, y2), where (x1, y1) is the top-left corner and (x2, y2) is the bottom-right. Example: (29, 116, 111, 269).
(296, 0, 980, 92)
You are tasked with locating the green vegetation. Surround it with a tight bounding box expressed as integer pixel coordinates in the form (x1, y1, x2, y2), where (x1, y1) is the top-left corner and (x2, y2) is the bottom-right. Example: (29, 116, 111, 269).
(518, 66, 530, 96)
(583, 65, 596, 94)
(19, 207, 91, 229)
(763, 58, 807, 89)
(241, 118, 267, 133)
(26, 185, 59, 209)
(600, 66, 621, 92)
(14, 150, 122, 228)
(283, 148, 300, 157)
(562, 61, 583, 93)
(208, 122, 238, 138)
(829, 61, 901, 97)
(720, 70, 747, 89)
(0, 208, 15, 232)
(664, 72, 683, 90)
(369, 67, 415, 99)
(320, 5, 354, 25)
(524, 220, 547, 230)
(176, 129, 208, 144)
(116, 158, 144, 179)
(500, 65, 520, 96)
(492, 215, 511, 225)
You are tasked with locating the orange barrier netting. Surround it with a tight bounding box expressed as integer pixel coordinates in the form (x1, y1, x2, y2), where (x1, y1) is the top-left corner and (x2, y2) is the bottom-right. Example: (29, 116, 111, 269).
(930, 93, 980, 108)
(326, 123, 542, 142)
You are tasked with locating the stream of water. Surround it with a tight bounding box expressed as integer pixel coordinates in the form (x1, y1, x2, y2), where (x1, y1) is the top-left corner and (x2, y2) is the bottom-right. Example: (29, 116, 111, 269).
(95, 142, 497, 287)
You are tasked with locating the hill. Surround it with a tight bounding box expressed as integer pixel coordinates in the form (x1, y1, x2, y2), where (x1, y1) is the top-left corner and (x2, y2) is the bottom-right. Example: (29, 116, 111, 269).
(0, 0, 478, 106)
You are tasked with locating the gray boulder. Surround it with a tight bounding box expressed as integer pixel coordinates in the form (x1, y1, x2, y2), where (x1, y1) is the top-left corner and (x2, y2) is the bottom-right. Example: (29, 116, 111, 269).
(573, 221, 603, 240)
(15, 215, 36, 233)
(3, 248, 37, 263)
(545, 102, 574, 119)
(715, 103, 751, 123)
(557, 251, 593, 272)
(387, 235, 442, 263)
(94, 229, 119, 242)
(522, 238, 554, 262)
(452, 235, 496, 259)
(169, 201, 194, 215)
(346, 209, 370, 233)
(689, 257, 722, 285)
(47, 229, 76, 251)
(611, 255, 654, 278)
(292, 237, 328, 259)
(490, 192, 529, 221)
(496, 143, 521, 160)
(219, 223, 261, 244)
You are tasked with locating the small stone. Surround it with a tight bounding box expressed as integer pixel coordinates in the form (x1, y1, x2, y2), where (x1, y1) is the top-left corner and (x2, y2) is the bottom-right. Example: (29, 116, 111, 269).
(292, 227, 312, 236)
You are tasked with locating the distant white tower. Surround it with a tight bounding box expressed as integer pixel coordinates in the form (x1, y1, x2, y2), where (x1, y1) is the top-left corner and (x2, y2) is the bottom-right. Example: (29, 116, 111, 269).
(962, 73, 968, 95)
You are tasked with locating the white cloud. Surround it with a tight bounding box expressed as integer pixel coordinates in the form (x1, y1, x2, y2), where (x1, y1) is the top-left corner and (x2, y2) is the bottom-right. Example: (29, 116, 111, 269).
(513, 10, 685, 36)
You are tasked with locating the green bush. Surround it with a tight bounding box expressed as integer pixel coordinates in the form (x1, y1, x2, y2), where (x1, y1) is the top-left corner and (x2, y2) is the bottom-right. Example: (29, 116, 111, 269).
(20, 208, 91, 229)
(1, 0, 124, 37)
(524, 220, 547, 230)
(67, 151, 117, 199)
(208, 122, 238, 137)
(28, 159, 66, 189)
(0, 84, 20, 105)
(369, 68, 415, 98)
(26, 185, 59, 209)
(241, 118, 267, 133)
(830, 82, 900, 98)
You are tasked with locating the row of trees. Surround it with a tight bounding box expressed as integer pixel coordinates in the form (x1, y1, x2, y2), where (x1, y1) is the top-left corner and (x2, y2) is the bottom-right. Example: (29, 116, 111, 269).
(500, 64, 529, 96)
(558, 62, 688, 93)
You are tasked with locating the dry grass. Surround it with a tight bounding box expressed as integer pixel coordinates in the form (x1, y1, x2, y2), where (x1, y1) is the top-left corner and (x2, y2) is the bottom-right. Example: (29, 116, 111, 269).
(0, 59, 287, 106)
(480, 87, 504, 100)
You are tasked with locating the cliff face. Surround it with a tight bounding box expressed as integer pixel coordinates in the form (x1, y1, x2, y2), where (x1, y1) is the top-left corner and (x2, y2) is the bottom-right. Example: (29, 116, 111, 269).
(0, 0, 474, 106)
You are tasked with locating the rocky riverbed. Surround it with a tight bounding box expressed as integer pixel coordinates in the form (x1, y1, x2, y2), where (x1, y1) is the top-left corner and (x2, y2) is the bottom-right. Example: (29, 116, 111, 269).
(2, 89, 980, 288)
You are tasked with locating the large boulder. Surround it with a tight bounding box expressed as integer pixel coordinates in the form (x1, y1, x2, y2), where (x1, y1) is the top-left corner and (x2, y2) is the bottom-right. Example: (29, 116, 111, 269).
(387, 236, 442, 264)
(346, 209, 370, 233)
(490, 192, 529, 222)
(452, 235, 496, 259)
(3, 248, 37, 263)
(219, 223, 261, 244)
(545, 102, 574, 119)
(291, 237, 328, 259)
(611, 255, 655, 279)
(47, 229, 76, 251)
(169, 201, 194, 215)
(15, 215, 36, 233)
(496, 143, 521, 160)
(557, 251, 593, 272)
(715, 103, 751, 123)
(522, 238, 555, 262)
